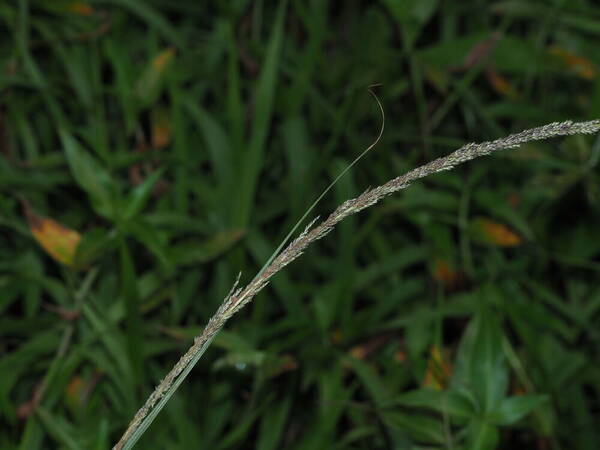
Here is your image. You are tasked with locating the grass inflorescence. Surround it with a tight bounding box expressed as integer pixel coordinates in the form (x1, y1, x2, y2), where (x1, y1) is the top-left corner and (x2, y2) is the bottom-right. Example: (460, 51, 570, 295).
(2, 1, 600, 449)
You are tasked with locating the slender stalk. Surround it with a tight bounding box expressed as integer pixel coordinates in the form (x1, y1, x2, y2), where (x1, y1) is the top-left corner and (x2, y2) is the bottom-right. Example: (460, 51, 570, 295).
(114, 118, 600, 450)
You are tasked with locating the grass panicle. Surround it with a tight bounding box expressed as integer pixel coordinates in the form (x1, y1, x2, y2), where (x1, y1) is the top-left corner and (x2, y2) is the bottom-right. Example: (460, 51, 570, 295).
(114, 118, 600, 450)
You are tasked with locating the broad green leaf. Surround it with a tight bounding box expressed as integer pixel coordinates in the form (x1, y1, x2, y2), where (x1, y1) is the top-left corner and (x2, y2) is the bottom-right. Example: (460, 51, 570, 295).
(217, 402, 267, 449)
(344, 355, 390, 407)
(168, 230, 244, 266)
(60, 129, 117, 219)
(211, 330, 267, 370)
(36, 407, 81, 450)
(470, 310, 508, 413)
(212, 351, 267, 371)
(295, 367, 352, 449)
(184, 99, 234, 204)
(467, 419, 499, 450)
(92, 418, 110, 450)
(80, 301, 135, 408)
(124, 220, 173, 273)
(489, 394, 549, 426)
(452, 302, 508, 414)
(394, 388, 476, 421)
(382, 411, 446, 445)
(123, 168, 165, 220)
(256, 392, 294, 450)
(73, 228, 117, 268)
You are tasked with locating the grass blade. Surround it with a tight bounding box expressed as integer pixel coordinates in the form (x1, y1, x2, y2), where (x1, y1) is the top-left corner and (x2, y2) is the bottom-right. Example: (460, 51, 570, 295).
(232, 0, 287, 227)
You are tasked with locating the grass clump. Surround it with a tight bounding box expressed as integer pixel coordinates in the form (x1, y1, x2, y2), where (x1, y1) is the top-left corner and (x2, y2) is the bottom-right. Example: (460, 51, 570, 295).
(2, 1, 600, 449)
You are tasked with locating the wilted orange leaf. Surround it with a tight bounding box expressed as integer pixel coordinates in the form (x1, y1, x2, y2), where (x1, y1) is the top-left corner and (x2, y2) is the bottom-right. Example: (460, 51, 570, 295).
(474, 217, 522, 247)
(330, 329, 343, 344)
(423, 346, 452, 390)
(43, 303, 81, 321)
(549, 46, 597, 80)
(151, 108, 172, 149)
(486, 68, 519, 100)
(432, 259, 465, 290)
(16, 381, 44, 419)
(137, 48, 176, 99)
(268, 354, 299, 378)
(349, 345, 367, 360)
(64, 371, 102, 412)
(65, 376, 84, 407)
(349, 334, 393, 360)
(394, 348, 407, 363)
(507, 192, 520, 209)
(453, 32, 501, 71)
(512, 384, 527, 396)
(67, 2, 94, 15)
(23, 201, 81, 266)
(152, 48, 175, 72)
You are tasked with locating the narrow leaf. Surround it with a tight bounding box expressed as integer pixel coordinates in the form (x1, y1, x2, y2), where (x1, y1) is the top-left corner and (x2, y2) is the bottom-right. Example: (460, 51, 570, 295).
(232, 0, 287, 227)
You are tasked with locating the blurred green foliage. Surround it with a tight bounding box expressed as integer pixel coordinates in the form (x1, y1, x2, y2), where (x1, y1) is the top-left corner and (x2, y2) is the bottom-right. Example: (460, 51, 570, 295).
(1, 0, 600, 448)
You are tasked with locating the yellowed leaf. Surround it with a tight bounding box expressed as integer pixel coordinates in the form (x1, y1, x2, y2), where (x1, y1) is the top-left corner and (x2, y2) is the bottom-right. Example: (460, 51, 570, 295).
(394, 348, 407, 363)
(137, 48, 176, 99)
(64, 371, 103, 412)
(349, 345, 367, 360)
(432, 258, 465, 290)
(67, 2, 94, 15)
(423, 346, 452, 390)
(152, 48, 175, 71)
(474, 217, 522, 247)
(349, 334, 393, 360)
(486, 68, 519, 100)
(65, 376, 84, 408)
(549, 46, 597, 80)
(461, 32, 501, 69)
(24, 201, 81, 266)
(268, 354, 299, 378)
(151, 108, 172, 149)
(330, 329, 343, 345)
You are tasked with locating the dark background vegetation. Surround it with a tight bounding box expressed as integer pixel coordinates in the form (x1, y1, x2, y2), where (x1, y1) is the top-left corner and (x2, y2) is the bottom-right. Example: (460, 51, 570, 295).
(2, 0, 600, 448)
